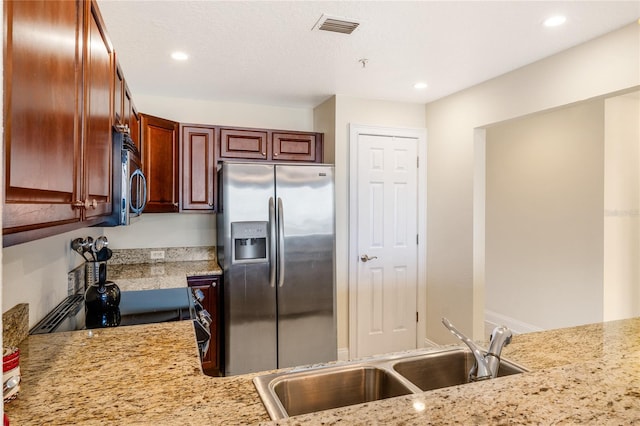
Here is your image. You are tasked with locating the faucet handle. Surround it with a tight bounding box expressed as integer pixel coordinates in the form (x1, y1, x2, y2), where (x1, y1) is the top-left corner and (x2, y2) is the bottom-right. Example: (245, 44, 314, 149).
(488, 326, 512, 347)
(487, 325, 513, 355)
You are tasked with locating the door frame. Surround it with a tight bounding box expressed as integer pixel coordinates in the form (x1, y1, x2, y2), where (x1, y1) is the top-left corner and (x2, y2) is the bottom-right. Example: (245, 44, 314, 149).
(348, 124, 427, 359)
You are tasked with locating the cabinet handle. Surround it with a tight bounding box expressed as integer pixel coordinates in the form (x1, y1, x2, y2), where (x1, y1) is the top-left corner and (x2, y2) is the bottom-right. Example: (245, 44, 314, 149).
(262, 152, 266, 156)
(274, 152, 279, 156)
(208, 203, 214, 207)
(72, 200, 97, 209)
(212, 282, 216, 288)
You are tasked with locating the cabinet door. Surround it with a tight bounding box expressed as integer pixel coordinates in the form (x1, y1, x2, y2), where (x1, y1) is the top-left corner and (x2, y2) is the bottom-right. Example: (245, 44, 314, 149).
(273, 132, 318, 162)
(141, 114, 179, 212)
(188, 275, 221, 375)
(113, 61, 124, 125)
(219, 128, 270, 160)
(123, 84, 132, 131)
(182, 127, 216, 211)
(3, 0, 83, 235)
(82, 0, 113, 220)
(130, 104, 141, 152)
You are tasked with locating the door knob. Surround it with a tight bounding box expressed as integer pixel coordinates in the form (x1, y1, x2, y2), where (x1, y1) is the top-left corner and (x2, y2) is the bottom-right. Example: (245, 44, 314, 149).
(360, 254, 378, 262)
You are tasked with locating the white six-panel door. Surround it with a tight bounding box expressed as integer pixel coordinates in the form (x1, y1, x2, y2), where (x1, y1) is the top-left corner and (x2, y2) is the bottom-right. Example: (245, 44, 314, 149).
(353, 132, 419, 357)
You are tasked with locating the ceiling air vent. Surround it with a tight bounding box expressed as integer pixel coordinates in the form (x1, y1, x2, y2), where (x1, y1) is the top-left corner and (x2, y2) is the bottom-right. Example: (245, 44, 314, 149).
(314, 14, 360, 35)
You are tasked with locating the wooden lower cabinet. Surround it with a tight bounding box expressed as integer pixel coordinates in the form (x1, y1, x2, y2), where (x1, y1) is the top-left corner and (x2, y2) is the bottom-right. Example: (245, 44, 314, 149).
(187, 275, 221, 376)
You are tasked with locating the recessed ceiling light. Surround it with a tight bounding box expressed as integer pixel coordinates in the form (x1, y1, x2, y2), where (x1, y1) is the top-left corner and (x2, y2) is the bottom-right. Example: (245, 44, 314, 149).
(543, 15, 566, 27)
(171, 51, 189, 61)
(414, 82, 428, 90)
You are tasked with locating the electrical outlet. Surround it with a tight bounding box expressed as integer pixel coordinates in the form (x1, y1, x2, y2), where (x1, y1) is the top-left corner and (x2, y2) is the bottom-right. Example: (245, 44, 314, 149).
(150, 250, 165, 260)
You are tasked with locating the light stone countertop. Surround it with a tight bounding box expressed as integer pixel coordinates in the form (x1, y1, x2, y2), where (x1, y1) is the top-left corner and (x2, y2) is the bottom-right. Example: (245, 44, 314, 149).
(5, 318, 640, 425)
(108, 260, 222, 291)
(4, 321, 271, 425)
(267, 318, 640, 425)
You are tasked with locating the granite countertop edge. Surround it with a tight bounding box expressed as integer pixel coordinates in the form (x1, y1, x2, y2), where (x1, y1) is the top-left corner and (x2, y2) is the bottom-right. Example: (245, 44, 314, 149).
(5, 317, 640, 425)
(108, 259, 222, 291)
(267, 317, 640, 425)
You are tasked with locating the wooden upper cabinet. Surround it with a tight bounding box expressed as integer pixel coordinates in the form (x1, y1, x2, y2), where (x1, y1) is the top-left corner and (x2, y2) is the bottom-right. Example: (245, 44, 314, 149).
(113, 61, 124, 125)
(219, 128, 270, 160)
(3, 0, 116, 245)
(130, 103, 141, 152)
(182, 126, 216, 211)
(141, 114, 179, 213)
(114, 56, 135, 137)
(3, 0, 83, 236)
(273, 132, 318, 162)
(218, 127, 323, 163)
(123, 85, 132, 130)
(82, 0, 113, 220)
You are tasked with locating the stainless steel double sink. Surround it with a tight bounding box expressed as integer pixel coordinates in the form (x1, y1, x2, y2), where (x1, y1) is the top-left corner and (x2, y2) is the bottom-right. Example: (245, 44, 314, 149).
(253, 347, 528, 420)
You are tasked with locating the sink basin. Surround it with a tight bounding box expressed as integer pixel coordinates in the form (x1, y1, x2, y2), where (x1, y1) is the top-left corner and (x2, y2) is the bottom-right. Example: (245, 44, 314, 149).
(391, 348, 527, 391)
(254, 365, 414, 419)
(253, 347, 528, 420)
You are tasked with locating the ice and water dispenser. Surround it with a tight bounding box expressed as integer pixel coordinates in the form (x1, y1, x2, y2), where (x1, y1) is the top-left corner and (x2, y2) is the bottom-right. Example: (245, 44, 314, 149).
(231, 221, 269, 264)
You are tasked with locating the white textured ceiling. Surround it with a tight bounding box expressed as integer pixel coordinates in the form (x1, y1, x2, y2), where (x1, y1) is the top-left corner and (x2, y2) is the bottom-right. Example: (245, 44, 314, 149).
(97, 1, 640, 108)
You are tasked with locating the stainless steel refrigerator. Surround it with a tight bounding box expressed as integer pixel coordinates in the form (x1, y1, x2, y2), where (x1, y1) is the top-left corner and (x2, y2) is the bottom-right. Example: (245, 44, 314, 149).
(217, 162, 336, 376)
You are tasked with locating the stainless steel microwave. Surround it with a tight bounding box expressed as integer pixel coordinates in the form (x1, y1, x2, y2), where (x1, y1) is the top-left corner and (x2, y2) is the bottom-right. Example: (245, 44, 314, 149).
(102, 126, 147, 226)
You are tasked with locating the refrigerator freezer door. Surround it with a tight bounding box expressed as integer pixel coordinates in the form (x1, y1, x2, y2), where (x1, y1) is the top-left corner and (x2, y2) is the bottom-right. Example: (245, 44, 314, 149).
(221, 163, 277, 376)
(275, 164, 336, 368)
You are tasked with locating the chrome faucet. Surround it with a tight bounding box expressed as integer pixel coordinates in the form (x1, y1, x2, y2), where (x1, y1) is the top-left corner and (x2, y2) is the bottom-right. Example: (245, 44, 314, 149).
(442, 317, 513, 382)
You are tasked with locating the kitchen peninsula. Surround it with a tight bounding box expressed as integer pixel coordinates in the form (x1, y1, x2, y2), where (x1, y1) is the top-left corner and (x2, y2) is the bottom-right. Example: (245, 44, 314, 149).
(4, 317, 639, 424)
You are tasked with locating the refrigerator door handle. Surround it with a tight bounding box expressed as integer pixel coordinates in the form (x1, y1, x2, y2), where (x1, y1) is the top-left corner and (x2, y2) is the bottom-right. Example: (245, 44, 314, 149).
(277, 197, 286, 287)
(269, 197, 277, 288)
